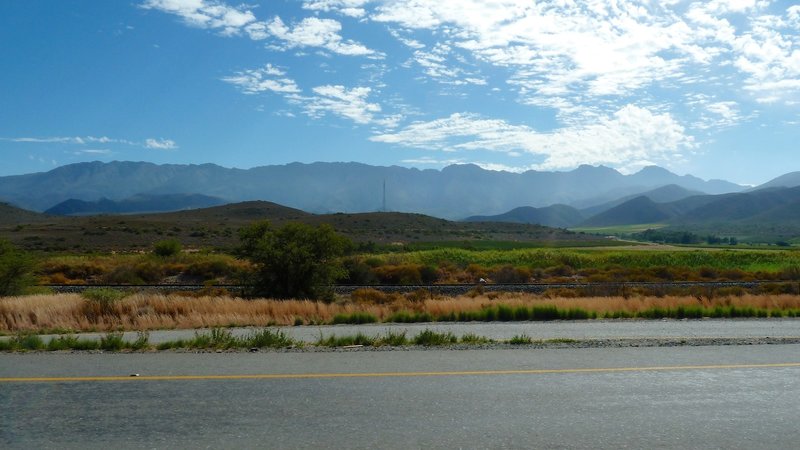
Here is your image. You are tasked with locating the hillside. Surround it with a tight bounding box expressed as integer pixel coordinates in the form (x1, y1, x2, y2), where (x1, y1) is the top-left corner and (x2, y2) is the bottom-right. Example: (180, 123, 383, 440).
(573, 185, 800, 242)
(672, 187, 800, 224)
(463, 204, 585, 228)
(753, 171, 800, 190)
(580, 184, 704, 217)
(45, 193, 228, 216)
(0, 202, 48, 226)
(0, 161, 744, 219)
(0, 200, 607, 252)
(580, 196, 677, 227)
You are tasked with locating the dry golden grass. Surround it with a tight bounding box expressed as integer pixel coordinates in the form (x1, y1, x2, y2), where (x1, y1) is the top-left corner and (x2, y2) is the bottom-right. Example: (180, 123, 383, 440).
(2, 292, 800, 333)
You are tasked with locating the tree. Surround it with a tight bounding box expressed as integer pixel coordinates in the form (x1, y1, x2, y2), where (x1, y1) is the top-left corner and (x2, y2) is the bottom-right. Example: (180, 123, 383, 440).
(237, 221, 351, 299)
(0, 239, 35, 296)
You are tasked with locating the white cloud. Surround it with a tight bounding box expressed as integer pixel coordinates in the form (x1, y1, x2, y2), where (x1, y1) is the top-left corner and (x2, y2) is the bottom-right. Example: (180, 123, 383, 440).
(292, 85, 382, 124)
(368, 0, 800, 110)
(401, 156, 463, 166)
(372, 105, 693, 172)
(144, 138, 178, 150)
(4, 135, 178, 150)
(388, 29, 425, 49)
(302, 0, 370, 18)
(410, 43, 486, 85)
(685, 2, 800, 103)
(73, 149, 113, 156)
(704, 101, 742, 128)
(400, 157, 523, 172)
(3, 136, 127, 145)
(266, 16, 379, 57)
(140, 0, 260, 37)
(222, 64, 300, 94)
(371, 1, 700, 108)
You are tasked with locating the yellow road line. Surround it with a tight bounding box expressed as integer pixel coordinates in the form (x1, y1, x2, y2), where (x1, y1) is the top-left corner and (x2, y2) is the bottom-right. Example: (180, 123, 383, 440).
(2, 362, 799, 383)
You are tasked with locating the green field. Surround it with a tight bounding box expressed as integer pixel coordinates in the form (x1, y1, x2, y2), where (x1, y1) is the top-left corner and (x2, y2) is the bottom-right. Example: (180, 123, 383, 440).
(569, 223, 668, 234)
(361, 247, 800, 274)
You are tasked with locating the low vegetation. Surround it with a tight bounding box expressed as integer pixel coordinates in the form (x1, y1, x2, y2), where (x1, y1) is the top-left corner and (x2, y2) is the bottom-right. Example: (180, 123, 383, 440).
(3, 327, 583, 352)
(2, 291, 800, 334)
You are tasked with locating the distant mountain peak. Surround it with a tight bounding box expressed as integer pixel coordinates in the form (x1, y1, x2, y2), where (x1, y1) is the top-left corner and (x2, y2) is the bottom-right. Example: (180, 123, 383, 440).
(635, 165, 673, 175)
(0, 160, 746, 218)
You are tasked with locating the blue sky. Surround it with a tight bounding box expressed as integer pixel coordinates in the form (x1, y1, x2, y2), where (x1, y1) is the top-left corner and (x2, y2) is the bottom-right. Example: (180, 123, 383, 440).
(1, 0, 798, 185)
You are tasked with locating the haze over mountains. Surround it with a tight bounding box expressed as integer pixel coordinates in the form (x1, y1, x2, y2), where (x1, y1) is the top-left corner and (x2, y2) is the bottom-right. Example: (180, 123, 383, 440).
(0, 161, 746, 219)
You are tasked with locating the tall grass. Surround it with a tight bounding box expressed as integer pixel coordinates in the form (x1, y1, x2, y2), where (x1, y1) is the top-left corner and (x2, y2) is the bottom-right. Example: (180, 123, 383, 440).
(2, 291, 800, 333)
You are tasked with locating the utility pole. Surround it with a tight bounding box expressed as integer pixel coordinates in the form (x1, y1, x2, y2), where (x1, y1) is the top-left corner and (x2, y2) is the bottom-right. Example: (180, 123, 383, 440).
(382, 179, 386, 212)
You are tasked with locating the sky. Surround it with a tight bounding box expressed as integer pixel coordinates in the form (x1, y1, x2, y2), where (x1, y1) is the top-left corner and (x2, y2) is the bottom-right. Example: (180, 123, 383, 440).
(1, 0, 799, 185)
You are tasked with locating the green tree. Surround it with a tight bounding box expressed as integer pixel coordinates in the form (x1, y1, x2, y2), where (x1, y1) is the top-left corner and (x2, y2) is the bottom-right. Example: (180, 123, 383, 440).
(237, 221, 351, 299)
(0, 239, 35, 296)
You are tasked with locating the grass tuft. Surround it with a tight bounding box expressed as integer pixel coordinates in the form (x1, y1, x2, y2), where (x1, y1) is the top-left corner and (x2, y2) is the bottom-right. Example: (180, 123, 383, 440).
(508, 334, 533, 345)
(413, 329, 458, 346)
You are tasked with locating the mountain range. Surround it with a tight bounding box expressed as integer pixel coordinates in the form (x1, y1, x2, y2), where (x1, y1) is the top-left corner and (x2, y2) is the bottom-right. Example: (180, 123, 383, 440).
(44, 193, 227, 216)
(0, 161, 747, 219)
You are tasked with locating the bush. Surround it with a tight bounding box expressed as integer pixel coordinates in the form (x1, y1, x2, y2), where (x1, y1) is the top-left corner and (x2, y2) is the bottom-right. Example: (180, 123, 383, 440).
(413, 329, 458, 346)
(238, 221, 351, 299)
(509, 334, 533, 345)
(372, 264, 423, 285)
(153, 239, 182, 257)
(0, 239, 35, 296)
(491, 265, 531, 283)
(341, 257, 378, 285)
(351, 288, 395, 304)
(81, 288, 128, 320)
(331, 312, 378, 325)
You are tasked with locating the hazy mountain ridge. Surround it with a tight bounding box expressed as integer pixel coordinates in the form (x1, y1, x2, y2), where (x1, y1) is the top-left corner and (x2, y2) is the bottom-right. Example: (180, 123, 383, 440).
(45, 193, 228, 216)
(464, 204, 585, 228)
(577, 186, 800, 231)
(0, 161, 746, 219)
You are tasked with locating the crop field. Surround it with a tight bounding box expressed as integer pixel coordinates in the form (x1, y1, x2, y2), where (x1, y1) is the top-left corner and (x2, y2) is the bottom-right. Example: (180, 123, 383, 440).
(569, 223, 669, 234)
(361, 247, 800, 274)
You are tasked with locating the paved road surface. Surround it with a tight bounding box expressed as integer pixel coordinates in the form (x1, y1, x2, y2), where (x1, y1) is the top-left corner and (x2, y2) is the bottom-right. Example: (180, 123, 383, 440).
(2, 344, 799, 449)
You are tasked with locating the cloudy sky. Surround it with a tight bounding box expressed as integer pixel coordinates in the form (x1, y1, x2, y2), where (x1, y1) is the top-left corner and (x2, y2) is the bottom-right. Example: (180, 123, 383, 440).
(1, 0, 799, 185)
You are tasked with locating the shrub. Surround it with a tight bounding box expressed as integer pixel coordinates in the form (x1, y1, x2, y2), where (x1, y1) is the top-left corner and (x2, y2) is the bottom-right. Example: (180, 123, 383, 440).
(351, 288, 393, 304)
(245, 329, 294, 348)
(0, 239, 35, 296)
(331, 312, 377, 325)
(316, 332, 375, 347)
(509, 334, 533, 345)
(102, 266, 143, 284)
(372, 264, 423, 285)
(81, 288, 128, 320)
(376, 331, 408, 346)
(153, 239, 182, 257)
(100, 332, 126, 351)
(14, 333, 45, 350)
(413, 329, 457, 346)
(341, 257, 378, 285)
(406, 288, 431, 303)
(237, 221, 351, 299)
(185, 258, 234, 281)
(134, 261, 164, 283)
(491, 265, 531, 283)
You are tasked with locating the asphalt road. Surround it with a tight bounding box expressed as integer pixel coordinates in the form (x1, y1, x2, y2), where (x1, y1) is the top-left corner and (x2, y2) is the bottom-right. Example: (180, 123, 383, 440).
(2, 344, 800, 449)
